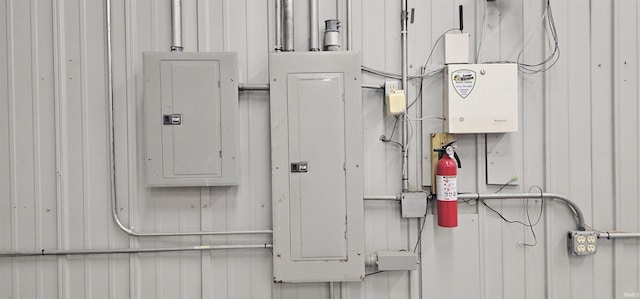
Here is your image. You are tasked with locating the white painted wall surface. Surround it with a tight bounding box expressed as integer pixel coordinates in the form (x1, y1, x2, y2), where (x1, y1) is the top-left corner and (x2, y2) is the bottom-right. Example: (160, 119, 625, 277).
(0, 0, 638, 298)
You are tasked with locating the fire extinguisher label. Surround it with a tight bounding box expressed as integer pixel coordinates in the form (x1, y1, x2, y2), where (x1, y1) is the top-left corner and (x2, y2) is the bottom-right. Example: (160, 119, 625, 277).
(436, 175, 457, 201)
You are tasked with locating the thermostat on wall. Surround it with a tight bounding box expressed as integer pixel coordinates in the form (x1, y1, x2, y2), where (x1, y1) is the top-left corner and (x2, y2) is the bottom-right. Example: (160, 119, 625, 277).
(443, 63, 518, 133)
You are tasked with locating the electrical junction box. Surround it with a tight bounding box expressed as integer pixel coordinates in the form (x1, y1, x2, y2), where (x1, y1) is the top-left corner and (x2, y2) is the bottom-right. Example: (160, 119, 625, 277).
(444, 63, 518, 133)
(376, 251, 418, 271)
(444, 33, 470, 64)
(143, 52, 239, 187)
(269, 51, 364, 282)
(401, 192, 427, 218)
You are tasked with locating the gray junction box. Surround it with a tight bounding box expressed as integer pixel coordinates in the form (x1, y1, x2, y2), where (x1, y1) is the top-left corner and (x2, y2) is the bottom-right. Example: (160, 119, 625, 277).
(143, 52, 239, 187)
(269, 52, 364, 282)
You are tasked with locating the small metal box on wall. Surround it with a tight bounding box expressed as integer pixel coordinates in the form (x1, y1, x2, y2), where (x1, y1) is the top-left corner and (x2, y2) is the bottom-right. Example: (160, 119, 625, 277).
(269, 52, 364, 282)
(143, 52, 239, 187)
(444, 63, 518, 133)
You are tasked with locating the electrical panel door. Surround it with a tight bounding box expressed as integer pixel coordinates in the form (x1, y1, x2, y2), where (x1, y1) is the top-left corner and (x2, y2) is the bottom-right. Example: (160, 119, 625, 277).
(143, 52, 239, 187)
(270, 52, 364, 282)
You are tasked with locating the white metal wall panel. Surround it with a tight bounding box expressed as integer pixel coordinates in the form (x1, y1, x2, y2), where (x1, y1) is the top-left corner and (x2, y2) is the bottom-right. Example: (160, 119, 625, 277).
(1, 0, 639, 298)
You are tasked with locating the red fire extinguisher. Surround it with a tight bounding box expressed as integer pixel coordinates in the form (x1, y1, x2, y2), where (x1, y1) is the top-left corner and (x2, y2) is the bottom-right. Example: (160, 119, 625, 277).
(434, 141, 461, 228)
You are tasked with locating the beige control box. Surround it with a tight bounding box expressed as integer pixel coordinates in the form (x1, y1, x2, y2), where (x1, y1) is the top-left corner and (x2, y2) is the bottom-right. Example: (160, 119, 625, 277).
(444, 63, 518, 133)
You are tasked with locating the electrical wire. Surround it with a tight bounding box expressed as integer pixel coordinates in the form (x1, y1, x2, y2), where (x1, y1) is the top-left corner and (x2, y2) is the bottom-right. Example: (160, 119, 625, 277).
(413, 194, 431, 252)
(361, 65, 445, 81)
(406, 28, 461, 110)
(361, 27, 457, 84)
(476, 0, 560, 74)
(403, 113, 445, 122)
(479, 185, 544, 246)
(380, 118, 403, 149)
(365, 270, 387, 277)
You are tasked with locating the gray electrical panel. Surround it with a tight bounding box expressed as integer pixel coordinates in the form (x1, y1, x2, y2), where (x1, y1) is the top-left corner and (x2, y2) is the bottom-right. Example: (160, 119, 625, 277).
(143, 52, 239, 187)
(269, 52, 364, 282)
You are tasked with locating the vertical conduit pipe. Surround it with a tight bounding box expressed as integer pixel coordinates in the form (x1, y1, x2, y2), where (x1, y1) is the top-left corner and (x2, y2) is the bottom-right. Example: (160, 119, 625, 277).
(171, 0, 184, 51)
(401, 0, 409, 191)
(346, 0, 352, 50)
(283, 0, 295, 51)
(275, 0, 283, 51)
(105, 0, 272, 237)
(310, 0, 320, 51)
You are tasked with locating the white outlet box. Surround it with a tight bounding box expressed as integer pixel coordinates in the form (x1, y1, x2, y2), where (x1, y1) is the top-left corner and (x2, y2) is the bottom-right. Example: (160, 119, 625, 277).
(444, 63, 518, 133)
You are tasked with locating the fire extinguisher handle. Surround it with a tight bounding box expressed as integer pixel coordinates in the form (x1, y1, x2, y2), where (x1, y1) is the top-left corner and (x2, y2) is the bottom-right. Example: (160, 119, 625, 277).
(453, 151, 461, 168)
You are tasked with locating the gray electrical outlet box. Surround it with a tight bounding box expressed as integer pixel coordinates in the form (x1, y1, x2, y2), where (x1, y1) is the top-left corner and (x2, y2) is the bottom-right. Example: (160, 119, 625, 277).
(376, 251, 418, 271)
(270, 52, 364, 282)
(568, 231, 597, 256)
(143, 52, 239, 187)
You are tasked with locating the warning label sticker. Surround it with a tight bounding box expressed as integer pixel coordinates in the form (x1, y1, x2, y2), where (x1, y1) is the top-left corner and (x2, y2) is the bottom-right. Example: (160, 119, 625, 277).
(436, 175, 457, 201)
(451, 69, 476, 98)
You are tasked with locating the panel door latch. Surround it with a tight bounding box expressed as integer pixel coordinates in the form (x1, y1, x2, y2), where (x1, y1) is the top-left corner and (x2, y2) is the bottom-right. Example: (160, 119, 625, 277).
(163, 114, 182, 125)
(291, 162, 309, 173)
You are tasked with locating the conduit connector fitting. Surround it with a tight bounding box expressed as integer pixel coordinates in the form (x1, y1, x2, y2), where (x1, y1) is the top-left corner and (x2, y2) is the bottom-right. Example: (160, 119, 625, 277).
(324, 19, 342, 51)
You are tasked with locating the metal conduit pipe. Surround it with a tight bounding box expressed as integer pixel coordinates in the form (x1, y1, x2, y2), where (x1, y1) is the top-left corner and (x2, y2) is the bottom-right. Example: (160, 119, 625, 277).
(0, 244, 273, 258)
(363, 194, 401, 201)
(361, 83, 384, 90)
(458, 193, 586, 231)
(309, 0, 320, 51)
(275, 0, 282, 51)
(362, 192, 585, 230)
(400, 0, 409, 191)
(239, 83, 270, 91)
(170, 0, 184, 51)
(346, 0, 352, 50)
(106, 0, 272, 237)
(283, 0, 295, 51)
(597, 232, 640, 239)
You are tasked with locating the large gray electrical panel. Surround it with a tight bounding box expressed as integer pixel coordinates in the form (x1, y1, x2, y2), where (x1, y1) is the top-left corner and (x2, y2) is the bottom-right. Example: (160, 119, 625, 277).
(143, 52, 239, 187)
(269, 52, 364, 282)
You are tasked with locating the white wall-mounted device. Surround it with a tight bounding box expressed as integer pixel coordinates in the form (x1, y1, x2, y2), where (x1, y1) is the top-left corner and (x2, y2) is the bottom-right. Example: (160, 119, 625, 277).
(444, 63, 518, 133)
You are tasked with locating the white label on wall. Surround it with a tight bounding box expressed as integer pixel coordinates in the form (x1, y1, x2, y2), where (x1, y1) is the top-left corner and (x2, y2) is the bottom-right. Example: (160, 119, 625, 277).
(451, 70, 476, 98)
(436, 175, 457, 201)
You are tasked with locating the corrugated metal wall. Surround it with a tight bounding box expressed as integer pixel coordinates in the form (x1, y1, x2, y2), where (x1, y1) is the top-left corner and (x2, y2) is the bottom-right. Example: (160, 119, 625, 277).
(1, 0, 638, 298)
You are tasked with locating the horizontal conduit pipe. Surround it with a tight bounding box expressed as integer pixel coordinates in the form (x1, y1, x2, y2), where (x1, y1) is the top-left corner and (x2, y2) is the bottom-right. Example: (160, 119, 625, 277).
(458, 193, 586, 231)
(0, 244, 273, 258)
(598, 232, 640, 239)
(239, 84, 270, 91)
(364, 195, 401, 201)
(106, 0, 271, 238)
(361, 83, 384, 90)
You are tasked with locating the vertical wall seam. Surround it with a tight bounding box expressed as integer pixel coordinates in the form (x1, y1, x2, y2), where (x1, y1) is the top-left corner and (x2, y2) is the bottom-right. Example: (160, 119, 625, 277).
(6, 0, 17, 297)
(79, 0, 89, 251)
(636, 0, 640, 289)
(29, 0, 43, 298)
